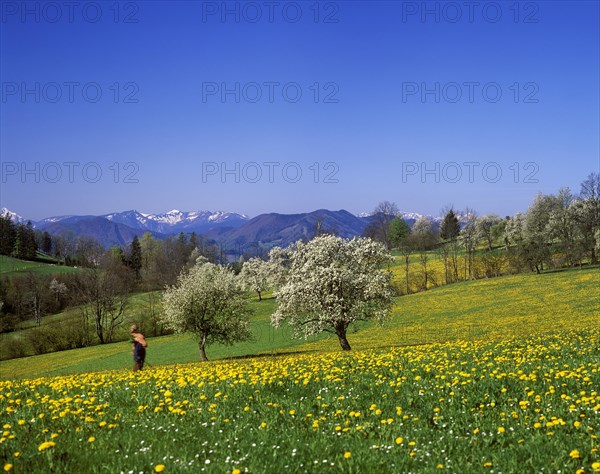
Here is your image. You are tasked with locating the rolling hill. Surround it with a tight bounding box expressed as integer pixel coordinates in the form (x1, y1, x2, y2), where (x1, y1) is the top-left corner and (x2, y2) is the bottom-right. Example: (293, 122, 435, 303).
(1, 265, 597, 379)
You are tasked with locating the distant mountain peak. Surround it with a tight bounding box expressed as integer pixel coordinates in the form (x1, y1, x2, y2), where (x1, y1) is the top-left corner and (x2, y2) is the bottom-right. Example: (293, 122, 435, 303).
(93, 209, 251, 234)
(0, 208, 28, 223)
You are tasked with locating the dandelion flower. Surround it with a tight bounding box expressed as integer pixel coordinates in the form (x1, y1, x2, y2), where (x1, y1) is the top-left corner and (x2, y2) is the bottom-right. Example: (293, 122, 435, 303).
(38, 441, 56, 452)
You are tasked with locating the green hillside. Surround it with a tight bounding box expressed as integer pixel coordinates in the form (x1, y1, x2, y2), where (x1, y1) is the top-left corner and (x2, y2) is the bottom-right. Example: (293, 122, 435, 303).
(0, 255, 78, 277)
(1, 266, 597, 380)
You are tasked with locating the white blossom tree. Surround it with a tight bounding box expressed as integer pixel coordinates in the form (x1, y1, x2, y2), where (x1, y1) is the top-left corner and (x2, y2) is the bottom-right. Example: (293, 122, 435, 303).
(476, 214, 501, 251)
(459, 209, 478, 279)
(267, 245, 294, 290)
(239, 257, 271, 301)
(272, 235, 394, 351)
(161, 261, 253, 361)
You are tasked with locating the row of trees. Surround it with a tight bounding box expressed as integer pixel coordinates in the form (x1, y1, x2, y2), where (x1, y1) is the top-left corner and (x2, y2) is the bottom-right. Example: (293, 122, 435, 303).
(363, 173, 599, 293)
(0, 217, 44, 260)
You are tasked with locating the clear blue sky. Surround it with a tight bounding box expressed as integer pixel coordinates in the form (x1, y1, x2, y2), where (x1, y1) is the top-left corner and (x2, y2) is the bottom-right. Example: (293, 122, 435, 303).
(1, 0, 599, 220)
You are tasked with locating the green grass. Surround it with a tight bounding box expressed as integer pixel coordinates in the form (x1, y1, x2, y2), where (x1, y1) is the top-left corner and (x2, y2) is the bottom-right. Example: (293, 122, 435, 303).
(0, 297, 332, 379)
(0, 329, 598, 473)
(0, 255, 77, 277)
(1, 266, 598, 380)
(298, 265, 600, 352)
(0, 267, 598, 473)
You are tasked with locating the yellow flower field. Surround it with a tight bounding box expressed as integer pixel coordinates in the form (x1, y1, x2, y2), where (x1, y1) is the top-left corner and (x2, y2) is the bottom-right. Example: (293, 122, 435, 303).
(1, 267, 598, 472)
(1, 328, 598, 472)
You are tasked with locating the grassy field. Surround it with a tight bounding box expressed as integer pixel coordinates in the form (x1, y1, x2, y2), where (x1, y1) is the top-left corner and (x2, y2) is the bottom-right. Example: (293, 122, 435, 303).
(0, 255, 77, 278)
(2, 266, 597, 379)
(0, 297, 333, 379)
(0, 267, 598, 472)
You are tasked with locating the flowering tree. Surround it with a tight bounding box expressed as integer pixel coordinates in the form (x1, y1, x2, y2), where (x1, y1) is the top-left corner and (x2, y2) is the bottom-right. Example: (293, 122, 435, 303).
(267, 245, 294, 290)
(239, 257, 271, 301)
(161, 261, 253, 361)
(272, 235, 394, 351)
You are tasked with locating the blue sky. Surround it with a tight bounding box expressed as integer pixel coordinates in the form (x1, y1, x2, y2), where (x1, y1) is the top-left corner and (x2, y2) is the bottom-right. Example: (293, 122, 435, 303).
(1, 0, 599, 220)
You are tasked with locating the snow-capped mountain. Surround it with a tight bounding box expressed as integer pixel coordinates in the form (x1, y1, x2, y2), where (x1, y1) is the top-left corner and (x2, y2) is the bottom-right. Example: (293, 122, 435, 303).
(358, 210, 441, 225)
(102, 209, 250, 234)
(36, 215, 81, 226)
(0, 207, 30, 224)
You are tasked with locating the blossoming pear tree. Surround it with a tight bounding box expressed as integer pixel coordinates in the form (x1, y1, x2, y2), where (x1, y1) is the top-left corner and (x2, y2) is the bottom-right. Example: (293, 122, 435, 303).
(272, 235, 394, 351)
(161, 261, 253, 361)
(239, 257, 272, 301)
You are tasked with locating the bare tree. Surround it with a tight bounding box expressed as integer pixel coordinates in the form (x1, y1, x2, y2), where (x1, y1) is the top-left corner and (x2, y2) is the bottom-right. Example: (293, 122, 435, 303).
(365, 201, 399, 249)
(459, 209, 478, 280)
(75, 236, 104, 267)
(25, 273, 49, 326)
(576, 172, 600, 264)
(436, 242, 451, 285)
(76, 251, 133, 344)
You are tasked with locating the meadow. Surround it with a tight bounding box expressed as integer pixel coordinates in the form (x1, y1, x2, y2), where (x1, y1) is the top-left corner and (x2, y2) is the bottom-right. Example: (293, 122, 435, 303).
(0, 256, 76, 278)
(0, 267, 598, 472)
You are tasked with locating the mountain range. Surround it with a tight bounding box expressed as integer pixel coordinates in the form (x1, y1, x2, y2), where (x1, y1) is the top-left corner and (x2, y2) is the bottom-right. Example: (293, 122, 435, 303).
(0, 207, 438, 250)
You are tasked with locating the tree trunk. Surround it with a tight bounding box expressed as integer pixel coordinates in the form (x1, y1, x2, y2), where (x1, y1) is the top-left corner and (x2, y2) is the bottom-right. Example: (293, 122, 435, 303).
(199, 334, 208, 361)
(404, 255, 410, 295)
(335, 324, 351, 351)
(257, 290, 262, 301)
(95, 309, 105, 344)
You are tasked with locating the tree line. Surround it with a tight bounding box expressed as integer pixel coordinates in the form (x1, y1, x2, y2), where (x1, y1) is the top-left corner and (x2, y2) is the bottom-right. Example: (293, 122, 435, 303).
(0, 231, 231, 359)
(362, 173, 599, 293)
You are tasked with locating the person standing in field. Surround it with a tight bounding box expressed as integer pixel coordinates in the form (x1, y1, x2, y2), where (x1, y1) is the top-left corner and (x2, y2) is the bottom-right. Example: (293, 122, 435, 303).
(131, 324, 148, 371)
